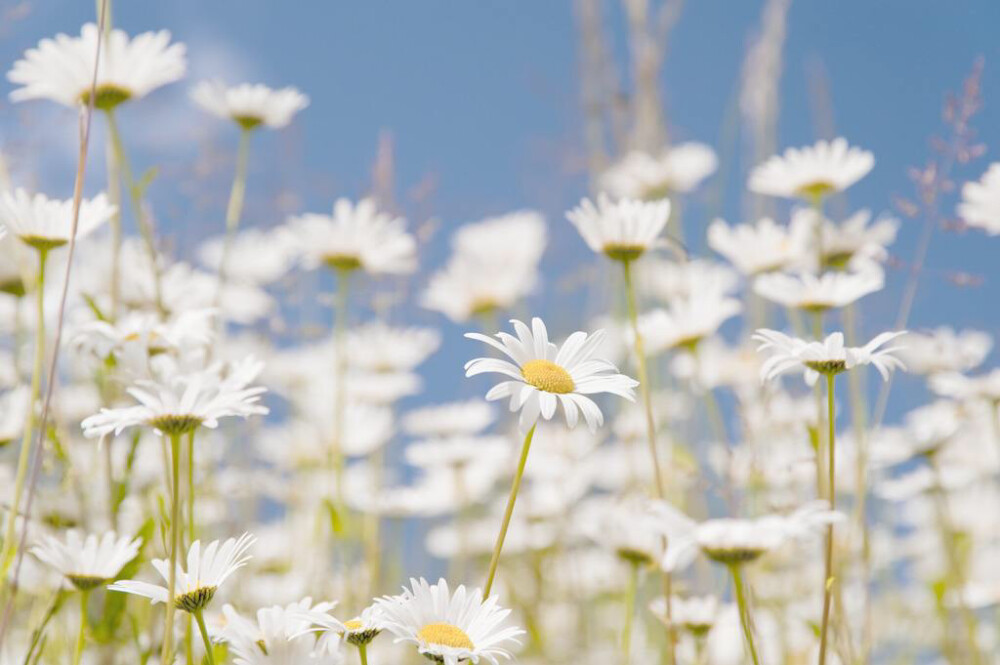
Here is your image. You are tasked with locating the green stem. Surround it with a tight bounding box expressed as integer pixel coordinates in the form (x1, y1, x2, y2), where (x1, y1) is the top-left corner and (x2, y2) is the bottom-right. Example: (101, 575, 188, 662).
(161, 433, 183, 665)
(215, 126, 253, 299)
(730, 564, 761, 665)
(818, 374, 836, 665)
(621, 561, 638, 665)
(332, 269, 351, 515)
(357, 643, 369, 665)
(73, 590, 89, 665)
(187, 431, 196, 545)
(194, 609, 216, 665)
(482, 423, 536, 599)
(0, 248, 48, 582)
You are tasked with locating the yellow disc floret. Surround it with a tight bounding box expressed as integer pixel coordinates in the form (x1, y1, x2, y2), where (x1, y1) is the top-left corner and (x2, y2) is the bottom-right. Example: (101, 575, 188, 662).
(417, 622, 474, 650)
(521, 359, 575, 394)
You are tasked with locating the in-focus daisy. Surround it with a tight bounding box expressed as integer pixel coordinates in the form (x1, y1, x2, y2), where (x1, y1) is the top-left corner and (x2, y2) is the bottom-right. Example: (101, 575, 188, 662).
(600, 142, 718, 199)
(707, 217, 807, 275)
(958, 163, 1000, 235)
(0, 189, 115, 252)
(566, 194, 672, 262)
(298, 603, 385, 648)
(8, 23, 186, 110)
(748, 138, 874, 200)
(376, 578, 524, 665)
(81, 357, 268, 438)
(753, 268, 883, 311)
(753, 329, 907, 385)
(32, 530, 141, 590)
(464, 317, 638, 431)
(191, 80, 309, 130)
(290, 198, 416, 275)
(108, 533, 254, 613)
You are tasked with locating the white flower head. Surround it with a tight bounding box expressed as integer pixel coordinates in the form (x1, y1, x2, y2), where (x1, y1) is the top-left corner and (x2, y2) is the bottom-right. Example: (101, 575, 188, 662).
(708, 217, 808, 275)
(958, 162, 1000, 235)
(635, 291, 742, 355)
(600, 142, 718, 198)
(108, 533, 254, 613)
(896, 327, 992, 376)
(748, 138, 874, 199)
(402, 400, 495, 438)
(191, 80, 309, 129)
(376, 578, 524, 665)
(8, 23, 186, 109)
(650, 595, 720, 636)
(753, 268, 884, 311)
(753, 329, 907, 385)
(566, 194, 672, 262)
(32, 530, 141, 590)
(0, 189, 115, 252)
(465, 317, 638, 432)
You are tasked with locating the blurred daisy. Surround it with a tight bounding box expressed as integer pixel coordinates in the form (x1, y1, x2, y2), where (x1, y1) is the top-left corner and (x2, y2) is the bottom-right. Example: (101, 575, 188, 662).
(465, 317, 638, 431)
(650, 595, 720, 637)
(376, 578, 523, 665)
(958, 163, 1000, 235)
(930, 368, 1000, 403)
(753, 329, 907, 385)
(0, 189, 115, 252)
(0, 386, 29, 446)
(298, 603, 385, 647)
(753, 268, 883, 311)
(402, 400, 495, 438)
(8, 23, 186, 110)
(600, 142, 718, 199)
(191, 80, 309, 129)
(108, 533, 254, 613)
(198, 228, 298, 286)
(635, 291, 742, 354)
(290, 198, 416, 275)
(792, 208, 898, 270)
(32, 530, 141, 590)
(228, 604, 345, 665)
(566, 194, 672, 262)
(708, 217, 807, 275)
(748, 138, 874, 200)
(346, 321, 441, 372)
(81, 357, 268, 438)
(896, 328, 992, 376)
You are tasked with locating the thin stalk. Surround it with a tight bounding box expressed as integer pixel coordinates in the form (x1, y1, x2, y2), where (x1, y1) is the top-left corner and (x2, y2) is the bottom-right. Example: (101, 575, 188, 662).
(161, 432, 183, 665)
(817, 373, 836, 665)
(331, 269, 351, 515)
(187, 431, 196, 544)
(214, 126, 253, 300)
(194, 609, 216, 665)
(482, 423, 536, 599)
(0, 248, 48, 581)
(357, 643, 369, 665)
(73, 590, 89, 665)
(621, 561, 639, 665)
(729, 564, 761, 665)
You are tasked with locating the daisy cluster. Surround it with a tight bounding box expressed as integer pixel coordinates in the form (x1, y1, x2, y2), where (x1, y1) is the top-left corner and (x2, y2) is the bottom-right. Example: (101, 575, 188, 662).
(0, 8, 996, 665)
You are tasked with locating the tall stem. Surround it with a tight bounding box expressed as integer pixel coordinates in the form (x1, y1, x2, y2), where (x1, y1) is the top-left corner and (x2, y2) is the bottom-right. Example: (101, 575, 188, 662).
(161, 432, 183, 665)
(621, 561, 638, 665)
(187, 431, 196, 544)
(357, 643, 369, 665)
(331, 269, 351, 513)
(817, 374, 836, 665)
(73, 590, 89, 665)
(730, 564, 761, 665)
(215, 126, 253, 299)
(0, 249, 47, 580)
(194, 609, 216, 665)
(482, 423, 536, 599)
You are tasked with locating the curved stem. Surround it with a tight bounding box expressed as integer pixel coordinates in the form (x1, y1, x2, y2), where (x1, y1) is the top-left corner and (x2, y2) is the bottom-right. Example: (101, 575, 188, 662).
(73, 589, 89, 665)
(621, 561, 638, 665)
(161, 432, 183, 665)
(730, 564, 761, 665)
(818, 374, 836, 665)
(482, 423, 536, 599)
(194, 609, 216, 665)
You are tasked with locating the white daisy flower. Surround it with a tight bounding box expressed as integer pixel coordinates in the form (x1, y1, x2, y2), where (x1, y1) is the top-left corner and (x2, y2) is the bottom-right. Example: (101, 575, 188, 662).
(708, 217, 808, 275)
(31, 530, 141, 590)
(191, 80, 309, 129)
(649, 595, 721, 636)
(748, 138, 874, 200)
(753, 268, 883, 311)
(81, 357, 268, 438)
(290, 198, 416, 275)
(8, 23, 186, 110)
(376, 578, 524, 665)
(402, 400, 495, 438)
(346, 321, 441, 372)
(791, 208, 898, 270)
(108, 533, 254, 613)
(600, 142, 718, 198)
(637, 257, 740, 303)
(566, 194, 672, 262)
(72, 308, 215, 361)
(464, 317, 638, 432)
(297, 603, 385, 647)
(634, 291, 742, 355)
(958, 163, 1000, 235)
(198, 227, 298, 285)
(753, 329, 907, 385)
(896, 328, 992, 376)
(222, 598, 339, 652)
(0, 189, 115, 252)
(930, 368, 1000, 403)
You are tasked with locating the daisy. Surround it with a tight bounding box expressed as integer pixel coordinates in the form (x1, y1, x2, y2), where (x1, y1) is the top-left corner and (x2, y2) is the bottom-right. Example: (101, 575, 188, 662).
(930, 369, 1000, 403)
(748, 138, 874, 200)
(707, 217, 807, 275)
(753, 268, 883, 311)
(0, 189, 115, 252)
(792, 208, 898, 270)
(402, 400, 495, 438)
(298, 603, 385, 648)
(464, 317, 638, 432)
(31, 530, 141, 591)
(638, 257, 740, 303)
(958, 163, 1000, 235)
(566, 194, 672, 262)
(649, 595, 720, 637)
(8, 23, 186, 110)
(753, 329, 907, 385)
(635, 292, 742, 354)
(289, 198, 416, 275)
(600, 142, 718, 199)
(346, 321, 441, 372)
(191, 80, 309, 130)
(108, 532, 254, 613)
(81, 357, 268, 438)
(404, 436, 509, 472)
(376, 578, 524, 665)
(896, 328, 992, 376)
(421, 256, 537, 323)
(226, 602, 345, 665)
(198, 228, 298, 286)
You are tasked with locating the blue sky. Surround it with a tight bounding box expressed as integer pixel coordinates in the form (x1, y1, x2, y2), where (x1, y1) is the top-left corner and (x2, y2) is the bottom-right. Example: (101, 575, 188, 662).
(2, 1, 999, 421)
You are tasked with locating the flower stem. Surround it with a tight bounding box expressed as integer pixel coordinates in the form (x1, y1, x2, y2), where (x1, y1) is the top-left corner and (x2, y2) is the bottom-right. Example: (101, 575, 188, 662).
(0, 248, 48, 582)
(187, 431, 196, 544)
(73, 589, 89, 665)
(621, 560, 639, 665)
(729, 564, 761, 665)
(161, 432, 183, 665)
(482, 423, 536, 599)
(194, 609, 216, 665)
(357, 643, 369, 665)
(214, 126, 253, 300)
(331, 268, 351, 517)
(818, 373, 836, 665)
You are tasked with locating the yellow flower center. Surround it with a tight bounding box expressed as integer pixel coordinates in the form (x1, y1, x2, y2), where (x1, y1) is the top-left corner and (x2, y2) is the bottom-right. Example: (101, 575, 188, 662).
(521, 359, 575, 394)
(324, 253, 363, 272)
(79, 83, 133, 111)
(233, 114, 264, 130)
(343, 620, 363, 631)
(796, 181, 835, 201)
(603, 243, 646, 262)
(417, 622, 474, 650)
